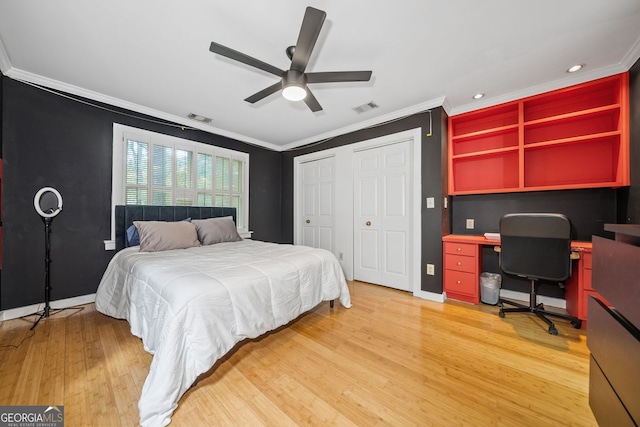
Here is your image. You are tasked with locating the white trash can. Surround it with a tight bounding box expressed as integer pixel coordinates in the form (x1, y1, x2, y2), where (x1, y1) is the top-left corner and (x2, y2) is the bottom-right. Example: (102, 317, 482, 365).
(480, 272, 501, 305)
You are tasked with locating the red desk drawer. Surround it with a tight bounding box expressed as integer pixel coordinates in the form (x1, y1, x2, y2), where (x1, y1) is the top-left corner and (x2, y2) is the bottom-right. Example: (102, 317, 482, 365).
(444, 254, 476, 274)
(445, 270, 477, 296)
(444, 242, 476, 257)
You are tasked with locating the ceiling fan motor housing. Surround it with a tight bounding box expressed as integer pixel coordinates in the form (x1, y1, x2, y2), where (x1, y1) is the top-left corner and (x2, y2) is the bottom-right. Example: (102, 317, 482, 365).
(282, 70, 307, 89)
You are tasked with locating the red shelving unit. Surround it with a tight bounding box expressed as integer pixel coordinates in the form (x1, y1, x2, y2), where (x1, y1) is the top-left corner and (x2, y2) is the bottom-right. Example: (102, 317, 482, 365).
(448, 73, 629, 195)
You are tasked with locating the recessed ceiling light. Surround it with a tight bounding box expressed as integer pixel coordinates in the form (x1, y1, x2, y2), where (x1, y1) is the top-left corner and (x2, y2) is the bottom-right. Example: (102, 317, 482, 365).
(566, 64, 585, 73)
(473, 93, 485, 100)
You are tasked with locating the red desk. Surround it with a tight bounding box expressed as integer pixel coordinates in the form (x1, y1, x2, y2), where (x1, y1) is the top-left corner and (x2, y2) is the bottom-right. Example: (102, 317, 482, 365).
(442, 235, 595, 323)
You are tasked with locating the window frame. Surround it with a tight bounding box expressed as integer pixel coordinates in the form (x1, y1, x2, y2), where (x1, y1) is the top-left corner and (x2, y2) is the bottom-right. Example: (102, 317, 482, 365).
(108, 123, 249, 247)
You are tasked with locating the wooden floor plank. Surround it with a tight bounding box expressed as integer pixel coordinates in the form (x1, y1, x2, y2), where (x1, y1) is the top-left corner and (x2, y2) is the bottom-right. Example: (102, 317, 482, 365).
(0, 281, 597, 426)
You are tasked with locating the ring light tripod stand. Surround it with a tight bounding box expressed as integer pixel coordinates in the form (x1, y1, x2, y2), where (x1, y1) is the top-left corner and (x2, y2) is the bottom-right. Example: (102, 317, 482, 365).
(31, 187, 65, 330)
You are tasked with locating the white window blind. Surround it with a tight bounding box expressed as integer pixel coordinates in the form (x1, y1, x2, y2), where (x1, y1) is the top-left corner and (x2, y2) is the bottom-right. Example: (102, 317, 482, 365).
(112, 124, 249, 238)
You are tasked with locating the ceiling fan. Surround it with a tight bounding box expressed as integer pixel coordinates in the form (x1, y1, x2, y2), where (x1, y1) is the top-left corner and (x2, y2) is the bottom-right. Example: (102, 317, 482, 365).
(209, 6, 372, 112)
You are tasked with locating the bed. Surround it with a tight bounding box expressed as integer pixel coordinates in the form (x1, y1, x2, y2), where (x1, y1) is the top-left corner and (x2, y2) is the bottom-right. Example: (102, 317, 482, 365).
(95, 205, 351, 427)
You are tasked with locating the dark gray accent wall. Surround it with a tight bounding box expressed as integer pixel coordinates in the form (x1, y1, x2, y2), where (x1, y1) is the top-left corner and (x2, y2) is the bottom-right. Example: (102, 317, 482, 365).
(451, 188, 618, 297)
(451, 189, 617, 241)
(281, 109, 448, 294)
(0, 76, 282, 310)
(623, 57, 640, 222)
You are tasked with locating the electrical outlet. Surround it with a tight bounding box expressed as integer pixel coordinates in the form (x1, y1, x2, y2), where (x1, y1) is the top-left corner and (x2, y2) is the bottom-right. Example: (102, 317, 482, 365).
(426, 264, 435, 275)
(466, 219, 475, 229)
(338, 252, 343, 261)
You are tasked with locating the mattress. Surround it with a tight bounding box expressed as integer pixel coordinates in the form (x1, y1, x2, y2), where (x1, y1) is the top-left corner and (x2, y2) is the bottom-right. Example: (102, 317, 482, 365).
(95, 239, 351, 426)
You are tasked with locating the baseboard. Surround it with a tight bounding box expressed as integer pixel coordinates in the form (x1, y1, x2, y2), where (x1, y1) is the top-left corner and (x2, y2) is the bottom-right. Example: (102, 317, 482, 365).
(499, 289, 566, 309)
(413, 289, 446, 303)
(0, 293, 96, 321)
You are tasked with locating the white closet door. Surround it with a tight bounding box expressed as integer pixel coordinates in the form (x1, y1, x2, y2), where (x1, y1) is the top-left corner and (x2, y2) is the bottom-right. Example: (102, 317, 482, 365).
(300, 157, 335, 252)
(354, 141, 411, 291)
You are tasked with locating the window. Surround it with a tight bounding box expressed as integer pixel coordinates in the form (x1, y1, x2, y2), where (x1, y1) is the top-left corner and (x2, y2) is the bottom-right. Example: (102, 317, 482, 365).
(110, 124, 249, 242)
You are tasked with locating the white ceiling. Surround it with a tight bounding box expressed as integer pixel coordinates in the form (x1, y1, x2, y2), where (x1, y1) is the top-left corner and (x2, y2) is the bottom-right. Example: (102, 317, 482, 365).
(1, 1, 640, 151)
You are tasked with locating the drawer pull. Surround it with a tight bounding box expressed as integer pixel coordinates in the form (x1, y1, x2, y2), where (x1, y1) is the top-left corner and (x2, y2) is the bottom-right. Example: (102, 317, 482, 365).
(457, 280, 461, 284)
(457, 262, 462, 266)
(457, 247, 462, 251)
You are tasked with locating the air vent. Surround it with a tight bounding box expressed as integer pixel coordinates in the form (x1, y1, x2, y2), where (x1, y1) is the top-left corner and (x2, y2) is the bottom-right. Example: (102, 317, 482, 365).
(187, 113, 212, 123)
(352, 101, 379, 114)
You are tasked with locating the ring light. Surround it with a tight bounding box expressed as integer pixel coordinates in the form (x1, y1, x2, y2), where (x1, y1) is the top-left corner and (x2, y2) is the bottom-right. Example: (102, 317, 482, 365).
(34, 187, 63, 218)
(31, 186, 68, 329)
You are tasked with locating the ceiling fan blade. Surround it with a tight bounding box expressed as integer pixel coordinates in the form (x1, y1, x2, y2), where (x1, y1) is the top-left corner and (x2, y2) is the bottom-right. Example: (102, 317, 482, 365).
(244, 82, 283, 104)
(210, 42, 284, 77)
(290, 7, 326, 73)
(306, 71, 373, 84)
(303, 88, 323, 112)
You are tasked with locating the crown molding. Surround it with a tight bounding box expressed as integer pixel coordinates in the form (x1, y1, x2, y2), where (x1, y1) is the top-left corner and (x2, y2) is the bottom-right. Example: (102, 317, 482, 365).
(440, 96, 453, 116)
(4, 67, 284, 152)
(0, 37, 11, 75)
(7, 64, 445, 152)
(281, 96, 446, 151)
(621, 34, 640, 70)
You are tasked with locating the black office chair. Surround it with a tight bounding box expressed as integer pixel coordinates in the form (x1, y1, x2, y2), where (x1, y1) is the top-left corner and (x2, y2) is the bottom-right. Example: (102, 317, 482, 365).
(498, 213, 582, 335)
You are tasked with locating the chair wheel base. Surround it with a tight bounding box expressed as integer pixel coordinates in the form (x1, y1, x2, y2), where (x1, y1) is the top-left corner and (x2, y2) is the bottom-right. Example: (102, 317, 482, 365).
(498, 297, 581, 336)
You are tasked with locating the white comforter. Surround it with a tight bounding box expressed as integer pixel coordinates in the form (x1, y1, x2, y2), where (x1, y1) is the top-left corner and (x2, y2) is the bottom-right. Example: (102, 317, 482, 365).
(95, 240, 351, 427)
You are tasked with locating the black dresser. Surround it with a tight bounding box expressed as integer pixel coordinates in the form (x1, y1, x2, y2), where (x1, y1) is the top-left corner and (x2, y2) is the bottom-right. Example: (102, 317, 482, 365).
(588, 224, 640, 426)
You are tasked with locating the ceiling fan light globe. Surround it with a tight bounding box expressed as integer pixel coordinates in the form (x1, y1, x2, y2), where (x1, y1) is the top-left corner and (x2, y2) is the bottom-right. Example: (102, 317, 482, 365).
(282, 85, 307, 101)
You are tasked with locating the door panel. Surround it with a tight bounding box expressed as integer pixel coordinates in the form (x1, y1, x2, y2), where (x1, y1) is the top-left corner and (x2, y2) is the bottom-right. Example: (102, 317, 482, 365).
(354, 140, 411, 291)
(319, 182, 333, 216)
(300, 157, 335, 253)
(385, 231, 407, 275)
(385, 174, 406, 216)
(303, 226, 316, 248)
(359, 229, 379, 271)
(319, 227, 333, 252)
(358, 176, 378, 216)
(303, 183, 316, 215)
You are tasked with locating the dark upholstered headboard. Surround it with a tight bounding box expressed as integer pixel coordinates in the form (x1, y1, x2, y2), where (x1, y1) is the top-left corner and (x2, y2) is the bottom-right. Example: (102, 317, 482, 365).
(115, 205, 237, 251)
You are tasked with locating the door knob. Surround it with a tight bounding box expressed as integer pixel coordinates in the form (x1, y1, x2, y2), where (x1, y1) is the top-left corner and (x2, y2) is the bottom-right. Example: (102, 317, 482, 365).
(366, 221, 371, 226)
(306, 219, 311, 224)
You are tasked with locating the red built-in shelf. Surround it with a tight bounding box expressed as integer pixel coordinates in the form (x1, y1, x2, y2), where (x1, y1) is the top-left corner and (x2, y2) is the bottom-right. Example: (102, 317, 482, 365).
(448, 73, 629, 195)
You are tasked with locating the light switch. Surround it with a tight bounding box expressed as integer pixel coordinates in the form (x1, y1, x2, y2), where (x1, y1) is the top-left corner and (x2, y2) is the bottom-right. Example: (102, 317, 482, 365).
(426, 197, 435, 208)
(466, 219, 475, 229)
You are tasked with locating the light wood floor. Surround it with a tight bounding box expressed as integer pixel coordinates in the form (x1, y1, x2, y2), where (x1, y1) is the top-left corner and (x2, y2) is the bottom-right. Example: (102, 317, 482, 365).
(1, 281, 597, 426)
